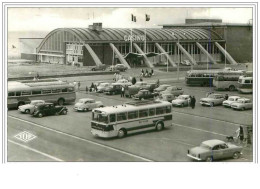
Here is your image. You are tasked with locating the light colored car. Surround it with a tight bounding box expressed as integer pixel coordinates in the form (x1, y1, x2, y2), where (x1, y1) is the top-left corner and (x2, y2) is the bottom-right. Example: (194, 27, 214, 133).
(222, 96, 241, 108)
(160, 86, 184, 96)
(200, 94, 225, 107)
(18, 100, 45, 114)
(158, 93, 175, 102)
(231, 98, 253, 110)
(97, 82, 110, 93)
(116, 79, 132, 87)
(187, 139, 243, 162)
(94, 81, 106, 87)
(74, 98, 103, 112)
(172, 95, 191, 107)
(154, 84, 171, 93)
(109, 64, 128, 72)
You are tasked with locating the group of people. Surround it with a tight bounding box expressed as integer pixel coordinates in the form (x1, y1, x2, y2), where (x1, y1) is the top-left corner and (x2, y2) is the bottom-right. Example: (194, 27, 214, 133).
(140, 69, 154, 77)
(113, 73, 125, 81)
(86, 82, 98, 92)
(189, 96, 196, 109)
(33, 73, 40, 81)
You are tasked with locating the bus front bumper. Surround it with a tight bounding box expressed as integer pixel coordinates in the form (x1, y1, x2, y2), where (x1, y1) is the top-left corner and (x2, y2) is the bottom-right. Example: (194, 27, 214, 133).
(91, 129, 117, 138)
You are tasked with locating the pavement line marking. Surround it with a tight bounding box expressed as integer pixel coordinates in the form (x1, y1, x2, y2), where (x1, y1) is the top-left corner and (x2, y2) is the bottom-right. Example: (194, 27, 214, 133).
(173, 122, 227, 137)
(8, 139, 64, 162)
(172, 110, 243, 126)
(8, 116, 153, 162)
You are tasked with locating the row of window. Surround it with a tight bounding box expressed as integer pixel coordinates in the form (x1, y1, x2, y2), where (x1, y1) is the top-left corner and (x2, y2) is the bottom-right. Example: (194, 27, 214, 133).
(109, 106, 172, 122)
(8, 87, 74, 97)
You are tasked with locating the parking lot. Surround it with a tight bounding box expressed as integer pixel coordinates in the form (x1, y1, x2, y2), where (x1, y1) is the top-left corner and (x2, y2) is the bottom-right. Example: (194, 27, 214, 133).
(7, 68, 253, 162)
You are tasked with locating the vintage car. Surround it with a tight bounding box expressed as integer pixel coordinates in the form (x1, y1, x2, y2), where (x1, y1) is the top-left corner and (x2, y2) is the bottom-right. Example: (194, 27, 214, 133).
(104, 83, 122, 95)
(74, 98, 103, 112)
(125, 81, 158, 97)
(31, 103, 68, 118)
(91, 64, 107, 71)
(231, 98, 253, 111)
(154, 84, 171, 93)
(116, 79, 132, 87)
(97, 82, 110, 93)
(200, 94, 225, 107)
(222, 96, 241, 108)
(180, 60, 191, 66)
(18, 100, 45, 114)
(94, 81, 106, 87)
(109, 64, 128, 72)
(158, 93, 175, 102)
(187, 139, 243, 162)
(133, 89, 159, 100)
(160, 86, 184, 96)
(172, 95, 191, 107)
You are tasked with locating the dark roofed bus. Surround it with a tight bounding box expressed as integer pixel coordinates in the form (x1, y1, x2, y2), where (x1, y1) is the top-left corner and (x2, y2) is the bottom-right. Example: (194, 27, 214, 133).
(8, 79, 76, 109)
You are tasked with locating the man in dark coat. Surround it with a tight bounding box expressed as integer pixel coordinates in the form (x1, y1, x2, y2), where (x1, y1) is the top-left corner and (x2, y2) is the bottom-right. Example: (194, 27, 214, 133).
(191, 96, 196, 109)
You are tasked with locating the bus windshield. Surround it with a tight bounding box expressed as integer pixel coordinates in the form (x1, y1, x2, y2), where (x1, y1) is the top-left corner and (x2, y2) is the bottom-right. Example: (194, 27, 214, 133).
(93, 111, 109, 123)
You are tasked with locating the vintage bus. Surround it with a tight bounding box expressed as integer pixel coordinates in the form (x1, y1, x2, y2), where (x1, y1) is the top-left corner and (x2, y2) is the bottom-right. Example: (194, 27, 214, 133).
(213, 72, 244, 91)
(185, 69, 244, 87)
(237, 76, 253, 93)
(8, 79, 76, 109)
(91, 100, 173, 138)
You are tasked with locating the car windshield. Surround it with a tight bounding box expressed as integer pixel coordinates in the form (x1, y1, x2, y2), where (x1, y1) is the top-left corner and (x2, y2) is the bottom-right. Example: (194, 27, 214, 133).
(228, 97, 235, 101)
(177, 96, 185, 100)
(31, 101, 41, 105)
(207, 94, 216, 98)
(200, 143, 211, 150)
(92, 112, 109, 123)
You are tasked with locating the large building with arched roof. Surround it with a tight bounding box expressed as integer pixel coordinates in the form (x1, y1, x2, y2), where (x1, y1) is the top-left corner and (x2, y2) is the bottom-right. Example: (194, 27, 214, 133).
(29, 22, 239, 68)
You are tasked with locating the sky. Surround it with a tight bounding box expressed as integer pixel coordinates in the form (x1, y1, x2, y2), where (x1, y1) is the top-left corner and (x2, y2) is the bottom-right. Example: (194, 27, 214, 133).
(8, 7, 253, 32)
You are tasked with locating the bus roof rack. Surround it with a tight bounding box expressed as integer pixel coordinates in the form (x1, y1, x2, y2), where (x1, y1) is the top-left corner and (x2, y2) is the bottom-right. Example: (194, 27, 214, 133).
(125, 100, 160, 106)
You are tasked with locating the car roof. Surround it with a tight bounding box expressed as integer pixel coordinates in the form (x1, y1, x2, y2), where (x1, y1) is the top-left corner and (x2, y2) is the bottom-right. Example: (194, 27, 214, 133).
(31, 100, 45, 103)
(202, 139, 225, 147)
(238, 98, 250, 101)
(179, 95, 190, 98)
(139, 89, 149, 92)
(229, 96, 241, 99)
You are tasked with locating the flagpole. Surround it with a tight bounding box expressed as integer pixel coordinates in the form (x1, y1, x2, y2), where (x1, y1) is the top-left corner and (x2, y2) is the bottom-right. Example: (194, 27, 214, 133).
(144, 14, 146, 53)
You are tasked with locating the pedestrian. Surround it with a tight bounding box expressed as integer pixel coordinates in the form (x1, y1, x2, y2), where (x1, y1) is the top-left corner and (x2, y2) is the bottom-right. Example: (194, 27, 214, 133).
(77, 81, 81, 91)
(145, 69, 149, 77)
(90, 82, 94, 92)
(36, 72, 40, 80)
(94, 84, 98, 92)
(85, 86, 89, 93)
(73, 80, 77, 87)
(236, 126, 244, 144)
(189, 95, 192, 106)
(191, 96, 196, 109)
(132, 77, 137, 85)
(225, 94, 229, 100)
(121, 86, 125, 97)
(151, 68, 154, 76)
(141, 69, 144, 76)
(113, 72, 117, 81)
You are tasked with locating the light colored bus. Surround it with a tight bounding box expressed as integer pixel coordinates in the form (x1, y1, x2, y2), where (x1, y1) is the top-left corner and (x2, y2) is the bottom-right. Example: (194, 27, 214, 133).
(185, 69, 244, 87)
(91, 100, 173, 138)
(213, 72, 244, 91)
(8, 79, 76, 109)
(237, 76, 253, 93)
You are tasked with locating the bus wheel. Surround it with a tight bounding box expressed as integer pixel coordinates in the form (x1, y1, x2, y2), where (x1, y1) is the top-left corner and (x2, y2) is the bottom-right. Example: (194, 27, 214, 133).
(25, 109, 30, 114)
(118, 129, 126, 138)
(156, 122, 164, 131)
(229, 85, 236, 91)
(58, 98, 65, 106)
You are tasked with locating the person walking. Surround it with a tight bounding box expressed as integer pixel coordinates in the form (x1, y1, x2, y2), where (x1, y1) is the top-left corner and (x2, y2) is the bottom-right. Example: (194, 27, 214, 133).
(85, 86, 89, 93)
(78, 81, 81, 91)
(90, 83, 94, 92)
(191, 96, 196, 109)
(121, 86, 125, 97)
(94, 84, 98, 92)
(141, 69, 144, 76)
(189, 95, 192, 107)
(225, 94, 229, 100)
(151, 68, 154, 76)
(236, 126, 244, 144)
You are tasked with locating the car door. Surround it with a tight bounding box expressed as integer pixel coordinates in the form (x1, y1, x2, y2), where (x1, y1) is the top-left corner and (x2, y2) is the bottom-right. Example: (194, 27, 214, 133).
(211, 145, 224, 160)
(219, 144, 230, 158)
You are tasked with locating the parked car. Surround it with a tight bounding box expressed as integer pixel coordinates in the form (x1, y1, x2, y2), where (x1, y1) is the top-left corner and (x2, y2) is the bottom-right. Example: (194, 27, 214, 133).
(154, 84, 171, 93)
(94, 81, 106, 87)
(160, 86, 184, 96)
(125, 81, 158, 97)
(116, 79, 132, 87)
(133, 89, 159, 100)
(91, 64, 107, 71)
(31, 103, 68, 118)
(187, 139, 243, 162)
(231, 98, 253, 111)
(222, 96, 241, 108)
(158, 93, 175, 102)
(74, 98, 104, 112)
(109, 64, 128, 72)
(104, 83, 122, 95)
(18, 100, 45, 114)
(172, 95, 191, 107)
(200, 94, 225, 107)
(180, 60, 191, 66)
(97, 82, 110, 93)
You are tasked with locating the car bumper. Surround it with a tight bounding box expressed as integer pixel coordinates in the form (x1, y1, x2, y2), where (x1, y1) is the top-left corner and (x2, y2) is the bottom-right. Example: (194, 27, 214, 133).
(231, 106, 240, 110)
(74, 107, 84, 111)
(200, 102, 210, 106)
(91, 129, 117, 138)
(187, 154, 202, 161)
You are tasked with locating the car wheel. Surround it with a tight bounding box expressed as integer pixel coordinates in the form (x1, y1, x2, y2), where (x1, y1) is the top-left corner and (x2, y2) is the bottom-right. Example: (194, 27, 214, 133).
(62, 110, 67, 115)
(229, 85, 236, 91)
(156, 122, 164, 131)
(210, 102, 214, 107)
(118, 129, 126, 138)
(233, 152, 240, 159)
(25, 109, 30, 114)
(206, 156, 213, 162)
(38, 113, 43, 118)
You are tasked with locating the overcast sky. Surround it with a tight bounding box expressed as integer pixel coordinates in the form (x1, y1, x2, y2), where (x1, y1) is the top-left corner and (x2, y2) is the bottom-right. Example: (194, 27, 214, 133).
(8, 7, 252, 32)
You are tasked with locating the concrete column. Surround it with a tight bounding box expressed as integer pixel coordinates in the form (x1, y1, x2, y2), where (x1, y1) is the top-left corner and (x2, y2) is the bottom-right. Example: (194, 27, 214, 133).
(176, 42, 197, 65)
(133, 43, 154, 68)
(215, 42, 237, 65)
(196, 42, 217, 64)
(109, 43, 131, 69)
(84, 44, 103, 66)
(155, 43, 177, 67)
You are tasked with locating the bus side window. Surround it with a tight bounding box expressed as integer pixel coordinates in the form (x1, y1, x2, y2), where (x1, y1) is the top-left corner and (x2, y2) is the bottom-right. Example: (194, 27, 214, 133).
(32, 90, 42, 95)
(149, 108, 155, 116)
(128, 111, 138, 119)
(110, 114, 116, 123)
(139, 109, 148, 118)
(156, 107, 164, 115)
(166, 106, 171, 113)
(42, 89, 51, 94)
(117, 112, 127, 121)
(8, 92, 15, 97)
(62, 88, 68, 92)
(245, 80, 250, 84)
(16, 91, 21, 96)
(22, 91, 32, 96)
